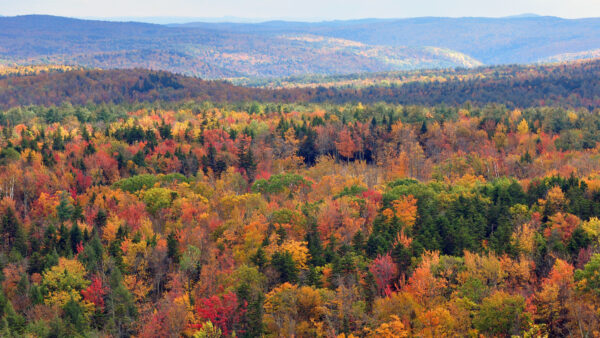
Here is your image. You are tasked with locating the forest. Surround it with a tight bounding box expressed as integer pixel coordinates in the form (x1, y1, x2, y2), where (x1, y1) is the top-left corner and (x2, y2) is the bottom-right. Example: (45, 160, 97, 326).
(0, 15, 484, 79)
(0, 75, 600, 337)
(2, 58, 600, 111)
(4, 15, 600, 78)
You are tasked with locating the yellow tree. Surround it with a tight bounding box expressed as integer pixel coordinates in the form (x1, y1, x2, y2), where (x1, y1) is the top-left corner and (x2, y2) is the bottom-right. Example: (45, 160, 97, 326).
(365, 315, 409, 338)
(42, 258, 91, 309)
(384, 195, 418, 228)
(517, 119, 529, 135)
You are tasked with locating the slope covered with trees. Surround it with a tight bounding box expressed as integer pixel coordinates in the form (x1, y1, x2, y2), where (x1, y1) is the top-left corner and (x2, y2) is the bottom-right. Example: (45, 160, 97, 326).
(1, 79, 600, 336)
(0, 15, 481, 79)
(5, 15, 600, 79)
(2, 59, 600, 110)
(177, 16, 600, 65)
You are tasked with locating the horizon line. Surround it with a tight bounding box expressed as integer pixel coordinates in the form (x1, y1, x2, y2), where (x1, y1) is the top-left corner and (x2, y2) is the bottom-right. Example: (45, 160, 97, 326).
(3, 13, 600, 25)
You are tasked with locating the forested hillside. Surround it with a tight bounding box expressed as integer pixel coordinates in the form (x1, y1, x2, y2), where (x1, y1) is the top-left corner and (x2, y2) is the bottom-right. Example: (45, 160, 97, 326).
(1, 57, 600, 335)
(176, 16, 600, 64)
(0, 15, 480, 78)
(4, 15, 600, 78)
(1, 59, 600, 109)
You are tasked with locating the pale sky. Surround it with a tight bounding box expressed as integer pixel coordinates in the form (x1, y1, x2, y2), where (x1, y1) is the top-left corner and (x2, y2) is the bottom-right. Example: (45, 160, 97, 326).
(0, 0, 599, 21)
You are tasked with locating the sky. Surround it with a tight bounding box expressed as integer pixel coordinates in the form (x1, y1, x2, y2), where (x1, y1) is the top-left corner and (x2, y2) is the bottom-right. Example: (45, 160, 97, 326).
(1, 0, 600, 21)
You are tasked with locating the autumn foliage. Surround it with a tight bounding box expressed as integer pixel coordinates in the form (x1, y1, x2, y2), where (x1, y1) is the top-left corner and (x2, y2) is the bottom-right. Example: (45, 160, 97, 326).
(1, 78, 600, 337)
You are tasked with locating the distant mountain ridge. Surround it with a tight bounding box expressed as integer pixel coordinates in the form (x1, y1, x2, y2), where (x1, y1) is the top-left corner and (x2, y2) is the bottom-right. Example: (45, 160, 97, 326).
(176, 16, 600, 64)
(0, 15, 483, 78)
(1, 15, 600, 78)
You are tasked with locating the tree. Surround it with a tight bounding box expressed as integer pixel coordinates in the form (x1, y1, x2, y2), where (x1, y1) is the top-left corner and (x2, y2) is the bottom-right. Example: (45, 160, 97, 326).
(106, 267, 137, 337)
(336, 129, 357, 163)
(167, 231, 181, 264)
(194, 292, 246, 337)
(1, 206, 27, 256)
(0, 287, 26, 335)
(143, 187, 175, 216)
(405, 252, 445, 306)
(57, 193, 74, 224)
(81, 276, 106, 311)
(517, 119, 529, 135)
(473, 291, 528, 336)
(63, 297, 88, 334)
(544, 213, 580, 243)
(575, 254, 600, 296)
(232, 266, 266, 338)
(366, 315, 408, 338)
(271, 251, 299, 284)
(79, 234, 104, 273)
(531, 259, 574, 336)
(238, 136, 257, 182)
(297, 129, 318, 166)
(369, 253, 397, 296)
(70, 223, 83, 254)
(384, 195, 418, 228)
(263, 283, 298, 337)
(193, 321, 222, 338)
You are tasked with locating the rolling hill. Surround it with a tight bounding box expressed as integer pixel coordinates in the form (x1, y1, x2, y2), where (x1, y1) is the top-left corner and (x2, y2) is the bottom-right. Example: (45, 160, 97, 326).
(1, 58, 600, 109)
(0, 15, 481, 79)
(2, 14, 600, 79)
(176, 16, 600, 65)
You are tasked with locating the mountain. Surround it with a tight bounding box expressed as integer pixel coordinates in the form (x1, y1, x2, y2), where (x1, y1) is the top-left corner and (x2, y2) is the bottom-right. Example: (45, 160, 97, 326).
(541, 49, 600, 63)
(0, 15, 480, 79)
(176, 16, 600, 65)
(81, 16, 269, 24)
(1, 58, 600, 109)
(504, 13, 542, 18)
(2, 15, 600, 79)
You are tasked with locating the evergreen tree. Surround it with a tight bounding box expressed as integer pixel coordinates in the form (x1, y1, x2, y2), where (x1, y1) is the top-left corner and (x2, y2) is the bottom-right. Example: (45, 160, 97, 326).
(64, 298, 88, 334)
(305, 224, 325, 267)
(1, 207, 27, 256)
(271, 251, 298, 283)
(56, 193, 74, 224)
(167, 231, 180, 264)
(57, 223, 71, 256)
(238, 138, 257, 182)
(69, 223, 82, 254)
(297, 129, 318, 166)
(106, 267, 137, 337)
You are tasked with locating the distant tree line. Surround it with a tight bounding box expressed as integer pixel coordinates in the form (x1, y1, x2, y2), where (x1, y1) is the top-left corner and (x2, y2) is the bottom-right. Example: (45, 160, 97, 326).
(1, 59, 600, 109)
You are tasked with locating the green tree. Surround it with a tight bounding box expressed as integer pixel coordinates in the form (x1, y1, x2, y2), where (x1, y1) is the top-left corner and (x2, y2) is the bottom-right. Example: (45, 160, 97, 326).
(106, 267, 137, 337)
(63, 298, 88, 334)
(69, 223, 82, 254)
(238, 137, 257, 182)
(271, 251, 298, 284)
(78, 235, 104, 273)
(1, 207, 27, 256)
(474, 291, 529, 336)
(167, 231, 181, 264)
(56, 193, 74, 224)
(142, 187, 176, 216)
(575, 253, 600, 296)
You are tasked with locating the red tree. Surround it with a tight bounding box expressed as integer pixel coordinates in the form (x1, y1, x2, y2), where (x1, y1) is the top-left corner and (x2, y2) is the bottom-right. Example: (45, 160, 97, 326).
(81, 275, 106, 311)
(369, 253, 398, 296)
(193, 292, 247, 336)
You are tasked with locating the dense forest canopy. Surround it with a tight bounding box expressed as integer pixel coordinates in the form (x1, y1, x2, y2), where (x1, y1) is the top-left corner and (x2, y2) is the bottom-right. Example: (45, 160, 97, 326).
(2, 59, 600, 110)
(1, 60, 600, 336)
